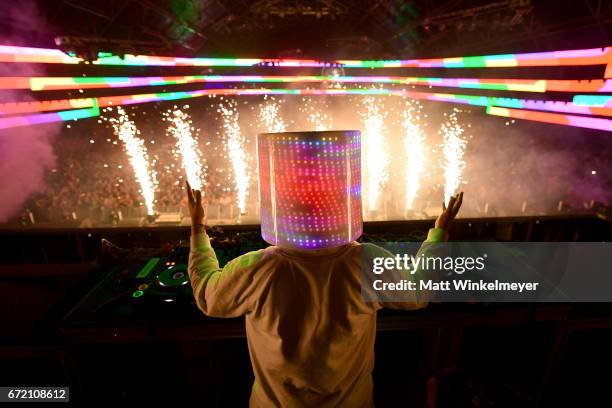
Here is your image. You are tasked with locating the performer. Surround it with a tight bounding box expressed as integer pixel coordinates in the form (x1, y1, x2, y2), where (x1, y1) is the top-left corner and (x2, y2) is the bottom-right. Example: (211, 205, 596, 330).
(187, 130, 463, 407)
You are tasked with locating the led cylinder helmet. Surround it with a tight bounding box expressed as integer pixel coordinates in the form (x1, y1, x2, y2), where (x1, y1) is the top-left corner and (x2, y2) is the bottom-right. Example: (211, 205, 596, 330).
(257, 130, 363, 249)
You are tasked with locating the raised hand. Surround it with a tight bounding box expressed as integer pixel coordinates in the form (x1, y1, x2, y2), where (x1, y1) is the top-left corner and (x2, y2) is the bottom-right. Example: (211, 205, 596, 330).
(185, 180, 206, 228)
(435, 191, 463, 230)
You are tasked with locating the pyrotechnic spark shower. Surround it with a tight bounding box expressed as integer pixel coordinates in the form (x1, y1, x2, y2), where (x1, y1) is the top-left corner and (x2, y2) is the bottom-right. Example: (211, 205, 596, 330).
(301, 98, 333, 130)
(219, 101, 250, 213)
(360, 97, 389, 212)
(441, 110, 467, 204)
(110, 107, 158, 215)
(403, 102, 426, 211)
(163, 108, 207, 191)
(259, 98, 286, 132)
(308, 110, 331, 130)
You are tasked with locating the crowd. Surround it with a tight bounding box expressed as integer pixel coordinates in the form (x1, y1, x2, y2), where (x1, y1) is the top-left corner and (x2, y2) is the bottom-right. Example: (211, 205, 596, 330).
(21, 131, 246, 226)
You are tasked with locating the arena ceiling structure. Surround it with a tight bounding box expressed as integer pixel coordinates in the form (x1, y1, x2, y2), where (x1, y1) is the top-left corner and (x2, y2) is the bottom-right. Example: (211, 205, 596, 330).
(7, 0, 612, 59)
(1, 1, 612, 132)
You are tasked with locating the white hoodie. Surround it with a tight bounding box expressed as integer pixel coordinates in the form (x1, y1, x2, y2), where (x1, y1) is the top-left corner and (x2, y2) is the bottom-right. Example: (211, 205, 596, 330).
(188, 228, 447, 407)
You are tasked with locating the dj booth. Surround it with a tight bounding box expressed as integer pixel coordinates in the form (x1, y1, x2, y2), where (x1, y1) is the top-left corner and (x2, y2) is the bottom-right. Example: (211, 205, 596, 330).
(1, 214, 611, 406)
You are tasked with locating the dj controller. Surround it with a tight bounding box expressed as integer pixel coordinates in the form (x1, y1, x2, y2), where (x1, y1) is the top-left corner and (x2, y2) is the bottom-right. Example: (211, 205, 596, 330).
(58, 221, 515, 340)
(86, 245, 194, 317)
(60, 223, 432, 326)
(61, 230, 269, 336)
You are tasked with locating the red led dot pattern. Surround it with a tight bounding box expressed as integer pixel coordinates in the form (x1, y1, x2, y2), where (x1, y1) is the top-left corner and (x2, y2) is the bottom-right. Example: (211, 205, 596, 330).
(258, 130, 362, 249)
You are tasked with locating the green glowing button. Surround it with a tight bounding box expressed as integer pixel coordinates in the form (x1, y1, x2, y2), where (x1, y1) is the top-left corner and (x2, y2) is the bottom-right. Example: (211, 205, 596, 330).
(136, 257, 160, 278)
(132, 290, 144, 298)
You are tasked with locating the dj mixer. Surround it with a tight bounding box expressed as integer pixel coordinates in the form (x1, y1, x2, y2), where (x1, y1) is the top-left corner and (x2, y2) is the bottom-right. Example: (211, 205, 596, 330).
(61, 230, 269, 333)
(92, 244, 194, 317)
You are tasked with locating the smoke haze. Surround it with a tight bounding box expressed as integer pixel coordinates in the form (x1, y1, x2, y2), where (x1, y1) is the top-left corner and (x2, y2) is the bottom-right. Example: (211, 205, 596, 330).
(0, 0, 59, 222)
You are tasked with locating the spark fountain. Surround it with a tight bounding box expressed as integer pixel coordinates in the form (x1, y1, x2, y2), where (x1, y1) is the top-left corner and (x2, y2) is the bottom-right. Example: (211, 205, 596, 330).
(441, 109, 467, 204)
(301, 98, 333, 131)
(163, 108, 207, 191)
(218, 101, 250, 214)
(360, 97, 389, 213)
(403, 102, 427, 212)
(110, 107, 158, 216)
(259, 98, 287, 133)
